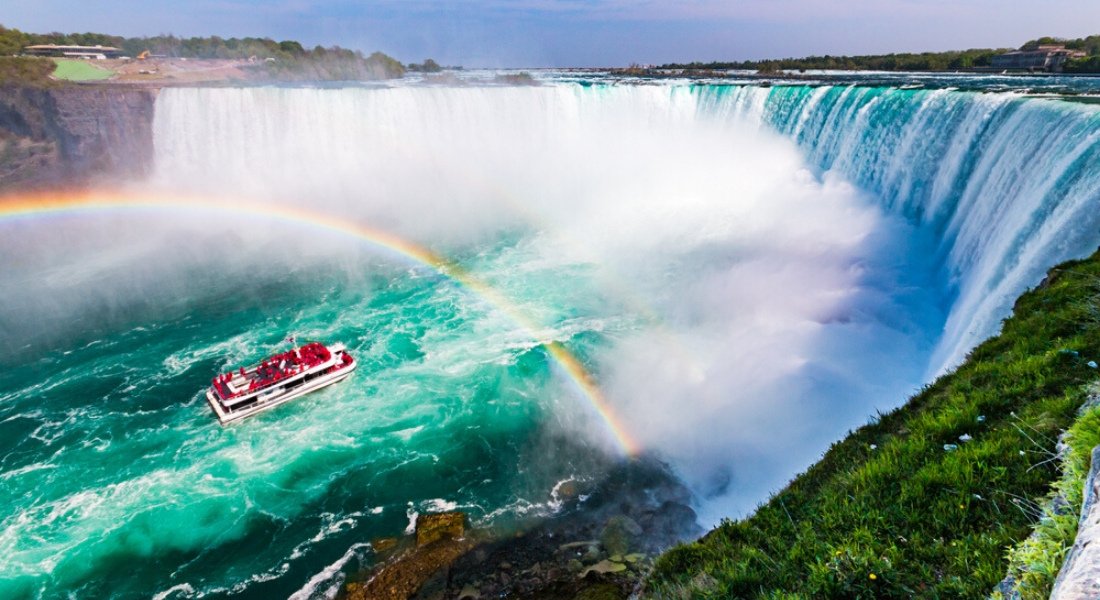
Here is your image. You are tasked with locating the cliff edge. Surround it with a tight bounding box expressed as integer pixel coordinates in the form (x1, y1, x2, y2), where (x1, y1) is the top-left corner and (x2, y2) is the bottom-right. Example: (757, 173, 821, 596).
(0, 84, 156, 192)
(1050, 444, 1100, 599)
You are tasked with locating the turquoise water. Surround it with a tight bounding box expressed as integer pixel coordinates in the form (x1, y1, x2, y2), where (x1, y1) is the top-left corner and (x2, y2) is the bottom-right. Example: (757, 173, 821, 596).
(4, 80, 1100, 598)
(0, 228, 628, 599)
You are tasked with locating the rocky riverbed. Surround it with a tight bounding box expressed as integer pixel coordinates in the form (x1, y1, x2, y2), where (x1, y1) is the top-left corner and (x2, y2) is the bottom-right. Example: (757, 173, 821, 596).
(345, 455, 701, 600)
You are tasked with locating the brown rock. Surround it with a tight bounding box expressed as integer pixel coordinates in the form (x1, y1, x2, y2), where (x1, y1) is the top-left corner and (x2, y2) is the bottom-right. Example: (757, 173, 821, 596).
(349, 512, 473, 600)
(416, 512, 466, 548)
(354, 536, 473, 600)
(343, 581, 365, 600)
(373, 537, 399, 553)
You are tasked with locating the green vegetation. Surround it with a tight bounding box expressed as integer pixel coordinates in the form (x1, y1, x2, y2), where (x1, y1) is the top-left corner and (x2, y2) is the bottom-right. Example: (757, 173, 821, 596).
(997, 397, 1100, 599)
(494, 72, 538, 85)
(254, 49, 405, 81)
(408, 58, 443, 73)
(662, 49, 1006, 72)
(1023, 35, 1100, 55)
(661, 34, 1100, 73)
(647, 250, 1100, 598)
(50, 58, 113, 81)
(1065, 56, 1100, 74)
(0, 24, 406, 80)
(0, 56, 55, 85)
(0, 25, 122, 57)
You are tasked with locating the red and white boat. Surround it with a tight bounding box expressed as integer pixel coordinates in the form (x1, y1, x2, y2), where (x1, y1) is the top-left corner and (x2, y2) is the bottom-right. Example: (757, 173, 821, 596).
(206, 341, 356, 424)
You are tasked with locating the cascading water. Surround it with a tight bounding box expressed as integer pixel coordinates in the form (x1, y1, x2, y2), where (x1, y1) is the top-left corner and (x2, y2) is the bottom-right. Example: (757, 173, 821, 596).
(2, 81, 1099, 599)
(700, 84, 1100, 372)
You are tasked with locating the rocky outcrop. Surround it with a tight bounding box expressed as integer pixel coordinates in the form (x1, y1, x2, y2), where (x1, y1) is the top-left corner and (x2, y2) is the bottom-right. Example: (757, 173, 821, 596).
(1050, 445, 1100, 600)
(342, 455, 700, 600)
(424, 455, 699, 599)
(0, 84, 157, 191)
(347, 512, 474, 600)
(416, 512, 467, 548)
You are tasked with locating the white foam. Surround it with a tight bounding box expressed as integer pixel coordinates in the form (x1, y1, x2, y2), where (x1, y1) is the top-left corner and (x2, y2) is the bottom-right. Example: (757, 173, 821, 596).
(152, 583, 196, 600)
(228, 561, 290, 593)
(390, 425, 424, 442)
(0, 462, 58, 481)
(289, 512, 362, 560)
(474, 479, 586, 525)
(404, 502, 418, 535)
(287, 542, 371, 600)
(547, 477, 582, 513)
(421, 498, 458, 513)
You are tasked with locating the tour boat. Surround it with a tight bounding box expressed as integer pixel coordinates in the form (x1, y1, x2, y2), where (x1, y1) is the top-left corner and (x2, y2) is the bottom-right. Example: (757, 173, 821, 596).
(206, 341, 356, 424)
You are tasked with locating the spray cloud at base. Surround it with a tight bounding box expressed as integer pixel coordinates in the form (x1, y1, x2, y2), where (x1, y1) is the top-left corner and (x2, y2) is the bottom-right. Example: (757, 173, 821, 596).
(149, 85, 946, 523)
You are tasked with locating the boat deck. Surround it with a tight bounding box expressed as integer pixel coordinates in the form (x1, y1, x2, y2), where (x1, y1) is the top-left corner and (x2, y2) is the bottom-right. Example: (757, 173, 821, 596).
(206, 341, 356, 423)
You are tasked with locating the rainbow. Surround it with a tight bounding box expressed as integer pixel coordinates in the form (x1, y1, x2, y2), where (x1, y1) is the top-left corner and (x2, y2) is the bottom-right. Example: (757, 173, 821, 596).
(0, 189, 641, 455)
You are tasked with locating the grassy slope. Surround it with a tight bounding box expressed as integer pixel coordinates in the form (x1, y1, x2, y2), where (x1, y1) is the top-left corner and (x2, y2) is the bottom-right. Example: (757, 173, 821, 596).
(647, 250, 1100, 599)
(51, 58, 114, 81)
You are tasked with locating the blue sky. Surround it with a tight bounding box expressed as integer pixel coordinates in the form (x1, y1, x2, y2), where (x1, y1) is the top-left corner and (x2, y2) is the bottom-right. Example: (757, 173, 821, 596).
(7, 0, 1100, 67)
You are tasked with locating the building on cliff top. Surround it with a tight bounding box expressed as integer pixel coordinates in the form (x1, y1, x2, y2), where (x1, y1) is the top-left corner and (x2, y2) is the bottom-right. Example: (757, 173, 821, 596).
(992, 45, 1087, 73)
(22, 45, 123, 60)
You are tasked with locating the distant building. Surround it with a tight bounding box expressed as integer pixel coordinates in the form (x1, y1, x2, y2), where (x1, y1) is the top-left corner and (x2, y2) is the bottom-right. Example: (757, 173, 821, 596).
(992, 45, 1088, 72)
(22, 44, 123, 60)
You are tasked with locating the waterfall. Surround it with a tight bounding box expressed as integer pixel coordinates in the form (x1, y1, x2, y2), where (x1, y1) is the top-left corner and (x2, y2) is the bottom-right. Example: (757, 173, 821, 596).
(697, 84, 1100, 372)
(150, 84, 1100, 520)
(154, 84, 1100, 375)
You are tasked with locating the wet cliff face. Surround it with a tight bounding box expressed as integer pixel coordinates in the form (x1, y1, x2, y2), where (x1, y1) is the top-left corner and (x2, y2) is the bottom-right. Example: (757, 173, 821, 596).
(0, 85, 157, 191)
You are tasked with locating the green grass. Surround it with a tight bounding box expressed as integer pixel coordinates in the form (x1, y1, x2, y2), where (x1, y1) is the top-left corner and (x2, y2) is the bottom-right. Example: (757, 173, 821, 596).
(51, 58, 114, 81)
(646, 251, 1100, 599)
(995, 395, 1100, 599)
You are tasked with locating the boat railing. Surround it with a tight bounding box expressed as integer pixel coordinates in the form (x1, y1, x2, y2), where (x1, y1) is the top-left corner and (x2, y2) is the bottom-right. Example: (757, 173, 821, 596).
(213, 343, 339, 405)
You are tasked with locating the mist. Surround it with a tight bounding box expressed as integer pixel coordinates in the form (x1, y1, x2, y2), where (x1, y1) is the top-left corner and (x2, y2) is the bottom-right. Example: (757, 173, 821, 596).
(131, 84, 947, 522)
(0, 207, 398, 361)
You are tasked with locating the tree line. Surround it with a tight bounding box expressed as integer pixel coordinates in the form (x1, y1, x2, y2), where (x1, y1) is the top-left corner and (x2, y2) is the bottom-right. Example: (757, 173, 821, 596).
(660, 34, 1100, 73)
(0, 24, 409, 80)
